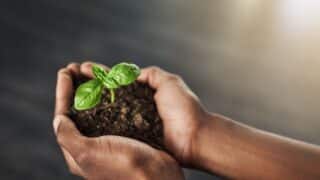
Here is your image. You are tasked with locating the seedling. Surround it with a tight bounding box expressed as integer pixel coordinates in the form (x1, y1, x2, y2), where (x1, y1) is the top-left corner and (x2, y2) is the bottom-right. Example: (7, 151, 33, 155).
(74, 62, 140, 110)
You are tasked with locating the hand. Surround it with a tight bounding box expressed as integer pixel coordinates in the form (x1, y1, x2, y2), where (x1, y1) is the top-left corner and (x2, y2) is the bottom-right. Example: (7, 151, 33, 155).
(138, 67, 320, 180)
(138, 66, 209, 165)
(53, 62, 184, 180)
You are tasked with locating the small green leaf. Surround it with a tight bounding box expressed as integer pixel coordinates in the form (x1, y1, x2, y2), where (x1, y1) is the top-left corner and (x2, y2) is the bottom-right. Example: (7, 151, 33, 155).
(92, 64, 108, 82)
(74, 79, 103, 110)
(107, 62, 140, 86)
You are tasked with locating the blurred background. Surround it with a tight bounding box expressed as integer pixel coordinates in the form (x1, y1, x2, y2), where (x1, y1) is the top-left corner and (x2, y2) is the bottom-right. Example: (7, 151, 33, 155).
(0, 0, 320, 179)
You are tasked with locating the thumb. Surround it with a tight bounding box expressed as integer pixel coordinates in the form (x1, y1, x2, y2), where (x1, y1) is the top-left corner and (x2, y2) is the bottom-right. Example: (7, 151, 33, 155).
(53, 115, 88, 158)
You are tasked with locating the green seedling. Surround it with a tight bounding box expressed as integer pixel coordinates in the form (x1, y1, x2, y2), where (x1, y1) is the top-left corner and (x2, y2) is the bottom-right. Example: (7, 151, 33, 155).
(74, 62, 140, 110)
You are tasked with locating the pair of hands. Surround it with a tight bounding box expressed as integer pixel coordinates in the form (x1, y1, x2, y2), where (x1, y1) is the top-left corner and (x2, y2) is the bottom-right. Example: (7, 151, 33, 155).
(54, 62, 208, 179)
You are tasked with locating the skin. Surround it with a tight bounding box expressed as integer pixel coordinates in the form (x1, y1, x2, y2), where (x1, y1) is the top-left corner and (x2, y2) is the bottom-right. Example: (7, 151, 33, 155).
(54, 62, 320, 180)
(54, 62, 184, 180)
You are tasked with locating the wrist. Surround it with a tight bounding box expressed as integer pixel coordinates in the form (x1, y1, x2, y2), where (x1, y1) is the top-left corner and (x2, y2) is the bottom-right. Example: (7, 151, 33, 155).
(189, 112, 233, 173)
(186, 111, 214, 167)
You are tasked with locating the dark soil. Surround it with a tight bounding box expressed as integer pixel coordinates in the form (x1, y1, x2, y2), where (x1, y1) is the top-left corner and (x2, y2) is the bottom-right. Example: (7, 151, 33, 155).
(69, 80, 164, 150)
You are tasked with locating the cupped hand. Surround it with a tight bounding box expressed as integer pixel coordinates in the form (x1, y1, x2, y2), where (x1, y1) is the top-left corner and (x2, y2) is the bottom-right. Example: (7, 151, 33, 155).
(53, 62, 184, 180)
(138, 66, 209, 165)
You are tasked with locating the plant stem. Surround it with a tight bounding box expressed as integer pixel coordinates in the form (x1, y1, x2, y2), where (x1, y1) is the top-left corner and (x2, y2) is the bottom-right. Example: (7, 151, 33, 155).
(110, 89, 115, 103)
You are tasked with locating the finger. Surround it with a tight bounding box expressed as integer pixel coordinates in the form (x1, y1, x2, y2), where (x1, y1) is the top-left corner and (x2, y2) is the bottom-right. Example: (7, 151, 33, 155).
(61, 147, 84, 176)
(137, 66, 174, 89)
(54, 115, 89, 158)
(55, 68, 74, 116)
(80, 61, 110, 78)
(66, 62, 81, 78)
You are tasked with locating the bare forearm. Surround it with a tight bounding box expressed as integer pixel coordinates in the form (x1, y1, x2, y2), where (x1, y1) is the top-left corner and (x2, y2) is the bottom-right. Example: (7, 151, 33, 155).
(191, 113, 320, 179)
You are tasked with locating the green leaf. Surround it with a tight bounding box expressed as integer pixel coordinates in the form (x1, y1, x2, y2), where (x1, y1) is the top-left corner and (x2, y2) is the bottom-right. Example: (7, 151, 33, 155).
(92, 64, 119, 89)
(92, 64, 108, 82)
(107, 62, 140, 86)
(74, 79, 103, 110)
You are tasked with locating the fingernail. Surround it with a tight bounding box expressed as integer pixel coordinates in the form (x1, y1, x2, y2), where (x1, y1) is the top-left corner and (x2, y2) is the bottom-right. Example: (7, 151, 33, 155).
(53, 115, 62, 134)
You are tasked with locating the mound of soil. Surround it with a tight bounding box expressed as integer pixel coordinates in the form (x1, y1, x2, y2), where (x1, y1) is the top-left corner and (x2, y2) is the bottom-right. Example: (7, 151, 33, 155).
(69, 81, 164, 149)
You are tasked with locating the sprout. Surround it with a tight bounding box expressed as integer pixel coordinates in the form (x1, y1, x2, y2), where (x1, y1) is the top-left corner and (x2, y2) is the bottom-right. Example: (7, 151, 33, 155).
(74, 62, 140, 110)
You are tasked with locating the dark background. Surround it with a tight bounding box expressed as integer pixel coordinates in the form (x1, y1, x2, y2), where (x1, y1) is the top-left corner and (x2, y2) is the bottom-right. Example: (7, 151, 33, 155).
(0, 1, 319, 179)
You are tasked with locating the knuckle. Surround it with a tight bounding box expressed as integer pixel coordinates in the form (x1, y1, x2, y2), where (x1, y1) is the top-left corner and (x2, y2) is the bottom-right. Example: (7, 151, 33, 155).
(149, 66, 160, 70)
(81, 61, 94, 68)
(167, 74, 181, 82)
(57, 68, 67, 75)
(57, 68, 71, 78)
(148, 66, 161, 75)
(67, 62, 78, 68)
